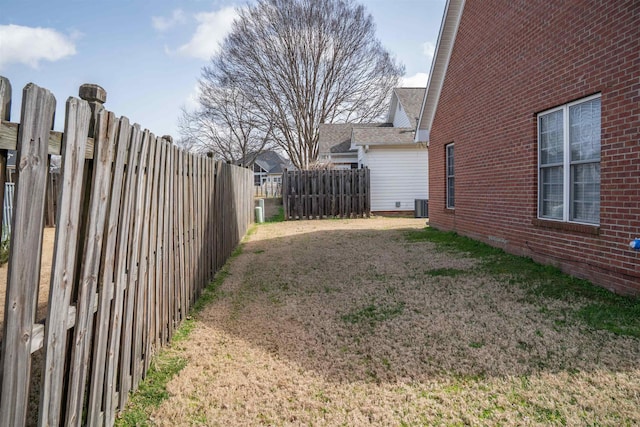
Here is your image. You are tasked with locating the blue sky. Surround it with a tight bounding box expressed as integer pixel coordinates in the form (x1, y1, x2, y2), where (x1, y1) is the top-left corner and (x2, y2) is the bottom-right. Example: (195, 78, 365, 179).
(0, 0, 446, 137)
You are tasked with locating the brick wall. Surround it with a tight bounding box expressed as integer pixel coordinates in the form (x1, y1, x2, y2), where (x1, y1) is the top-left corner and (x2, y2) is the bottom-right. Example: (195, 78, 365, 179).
(429, 0, 640, 295)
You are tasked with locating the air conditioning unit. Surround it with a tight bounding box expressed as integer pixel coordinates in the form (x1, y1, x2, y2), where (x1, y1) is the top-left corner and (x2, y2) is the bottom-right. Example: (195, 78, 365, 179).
(414, 199, 428, 218)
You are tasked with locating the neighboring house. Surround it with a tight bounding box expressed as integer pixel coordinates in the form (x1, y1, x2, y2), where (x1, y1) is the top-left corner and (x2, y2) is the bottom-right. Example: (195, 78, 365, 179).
(318, 88, 428, 213)
(317, 123, 387, 170)
(416, 0, 639, 295)
(353, 88, 428, 213)
(240, 150, 290, 186)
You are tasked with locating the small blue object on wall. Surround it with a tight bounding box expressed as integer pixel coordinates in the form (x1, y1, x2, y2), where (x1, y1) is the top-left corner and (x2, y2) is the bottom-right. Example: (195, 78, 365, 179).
(631, 239, 640, 251)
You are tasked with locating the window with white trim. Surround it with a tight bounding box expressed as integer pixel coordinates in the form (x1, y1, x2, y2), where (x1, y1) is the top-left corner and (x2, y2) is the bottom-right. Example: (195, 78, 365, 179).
(446, 143, 455, 209)
(538, 95, 601, 224)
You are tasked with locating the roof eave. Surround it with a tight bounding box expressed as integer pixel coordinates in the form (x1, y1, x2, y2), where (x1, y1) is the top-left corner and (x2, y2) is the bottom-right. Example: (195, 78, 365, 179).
(415, 0, 466, 143)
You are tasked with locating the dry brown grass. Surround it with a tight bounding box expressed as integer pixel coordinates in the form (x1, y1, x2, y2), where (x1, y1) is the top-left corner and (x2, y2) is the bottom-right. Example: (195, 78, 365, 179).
(144, 218, 640, 425)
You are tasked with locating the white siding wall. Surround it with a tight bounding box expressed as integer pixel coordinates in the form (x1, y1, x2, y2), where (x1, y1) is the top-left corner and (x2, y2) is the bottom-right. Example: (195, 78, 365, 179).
(392, 103, 411, 128)
(364, 146, 428, 211)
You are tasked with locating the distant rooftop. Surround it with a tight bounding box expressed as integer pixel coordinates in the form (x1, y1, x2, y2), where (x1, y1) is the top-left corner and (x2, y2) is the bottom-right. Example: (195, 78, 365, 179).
(238, 150, 290, 173)
(351, 127, 416, 146)
(393, 87, 426, 126)
(318, 123, 392, 154)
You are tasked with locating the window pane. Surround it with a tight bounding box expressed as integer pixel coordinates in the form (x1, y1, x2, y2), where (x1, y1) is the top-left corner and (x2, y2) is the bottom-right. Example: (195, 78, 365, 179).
(446, 144, 454, 208)
(570, 98, 601, 162)
(540, 166, 563, 219)
(539, 110, 563, 165)
(571, 163, 600, 223)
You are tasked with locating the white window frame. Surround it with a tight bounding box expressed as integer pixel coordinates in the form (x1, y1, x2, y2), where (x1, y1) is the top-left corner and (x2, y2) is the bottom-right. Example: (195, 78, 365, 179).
(446, 143, 455, 209)
(537, 94, 601, 225)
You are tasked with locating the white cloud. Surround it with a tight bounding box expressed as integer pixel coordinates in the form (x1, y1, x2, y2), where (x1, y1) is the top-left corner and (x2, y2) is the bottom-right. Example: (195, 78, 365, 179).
(175, 6, 238, 60)
(0, 24, 76, 69)
(422, 41, 436, 61)
(184, 83, 201, 111)
(401, 72, 428, 87)
(152, 9, 186, 32)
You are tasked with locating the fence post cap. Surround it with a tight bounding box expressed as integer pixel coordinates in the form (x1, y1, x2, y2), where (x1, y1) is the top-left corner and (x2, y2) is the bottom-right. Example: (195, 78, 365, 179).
(79, 84, 107, 104)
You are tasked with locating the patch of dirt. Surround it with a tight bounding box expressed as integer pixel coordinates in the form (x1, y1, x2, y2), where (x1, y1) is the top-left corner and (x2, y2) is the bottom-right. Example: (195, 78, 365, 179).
(0, 227, 56, 334)
(152, 217, 640, 425)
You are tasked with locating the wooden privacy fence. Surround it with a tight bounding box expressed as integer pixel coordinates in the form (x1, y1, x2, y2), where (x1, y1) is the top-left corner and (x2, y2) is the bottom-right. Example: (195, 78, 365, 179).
(282, 168, 370, 220)
(0, 77, 253, 426)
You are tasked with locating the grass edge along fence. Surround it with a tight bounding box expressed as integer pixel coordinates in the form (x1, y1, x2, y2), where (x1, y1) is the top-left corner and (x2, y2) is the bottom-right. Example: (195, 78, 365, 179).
(0, 76, 253, 427)
(282, 168, 370, 220)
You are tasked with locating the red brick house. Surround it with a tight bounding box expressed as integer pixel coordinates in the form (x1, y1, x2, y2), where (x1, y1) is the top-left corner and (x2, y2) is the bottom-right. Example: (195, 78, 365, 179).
(416, 0, 640, 295)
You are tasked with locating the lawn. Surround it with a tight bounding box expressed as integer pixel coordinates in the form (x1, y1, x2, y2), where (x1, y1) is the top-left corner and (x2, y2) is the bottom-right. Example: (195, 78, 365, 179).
(122, 216, 640, 426)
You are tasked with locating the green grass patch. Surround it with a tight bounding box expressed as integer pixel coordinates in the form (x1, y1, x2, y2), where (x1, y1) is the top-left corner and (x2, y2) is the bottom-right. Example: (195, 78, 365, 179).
(425, 268, 466, 277)
(576, 302, 640, 338)
(116, 355, 187, 427)
(265, 205, 285, 223)
(342, 302, 405, 326)
(406, 227, 640, 338)
(192, 269, 227, 314)
(117, 244, 241, 425)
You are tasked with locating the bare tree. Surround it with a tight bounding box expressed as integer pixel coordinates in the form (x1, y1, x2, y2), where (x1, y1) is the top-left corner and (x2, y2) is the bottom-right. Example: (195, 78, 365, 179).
(178, 86, 274, 165)
(201, 0, 404, 169)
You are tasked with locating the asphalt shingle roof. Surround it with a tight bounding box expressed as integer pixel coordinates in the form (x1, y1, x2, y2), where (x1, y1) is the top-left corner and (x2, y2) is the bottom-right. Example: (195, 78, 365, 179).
(317, 87, 425, 154)
(318, 123, 392, 154)
(351, 127, 416, 145)
(394, 88, 426, 127)
(239, 150, 289, 173)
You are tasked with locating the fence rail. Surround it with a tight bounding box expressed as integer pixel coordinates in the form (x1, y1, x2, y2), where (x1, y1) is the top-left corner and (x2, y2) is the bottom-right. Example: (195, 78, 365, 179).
(282, 168, 370, 220)
(0, 76, 253, 426)
(254, 183, 282, 198)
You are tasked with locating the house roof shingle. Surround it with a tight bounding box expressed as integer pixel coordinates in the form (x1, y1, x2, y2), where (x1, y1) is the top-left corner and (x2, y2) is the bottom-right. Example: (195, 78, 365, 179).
(318, 123, 393, 154)
(238, 150, 289, 173)
(393, 88, 426, 126)
(318, 123, 355, 154)
(351, 127, 416, 146)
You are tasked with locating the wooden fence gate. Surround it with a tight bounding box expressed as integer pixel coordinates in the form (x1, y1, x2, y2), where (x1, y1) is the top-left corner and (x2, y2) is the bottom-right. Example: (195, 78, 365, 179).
(282, 168, 370, 220)
(0, 76, 253, 426)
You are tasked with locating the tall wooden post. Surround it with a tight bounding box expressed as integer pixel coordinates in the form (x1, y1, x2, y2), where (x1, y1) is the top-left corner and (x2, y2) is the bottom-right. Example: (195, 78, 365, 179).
(74, 84, 107, 281)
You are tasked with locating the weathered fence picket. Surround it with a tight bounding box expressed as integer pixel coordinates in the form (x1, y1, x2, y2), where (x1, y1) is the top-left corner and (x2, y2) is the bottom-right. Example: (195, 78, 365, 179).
(0, 77, 253, 427)
(39, 95, 92, 427)
(283, 168, 370, 220)
(1, 82, 56, 427)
